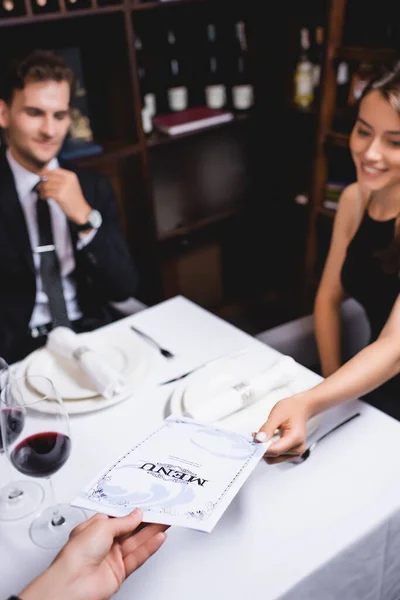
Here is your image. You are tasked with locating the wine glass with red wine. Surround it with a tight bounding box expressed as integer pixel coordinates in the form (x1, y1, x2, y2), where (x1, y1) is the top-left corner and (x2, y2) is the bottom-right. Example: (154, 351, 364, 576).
(0, 375, 86, 548)
(0, 358, 44, 521)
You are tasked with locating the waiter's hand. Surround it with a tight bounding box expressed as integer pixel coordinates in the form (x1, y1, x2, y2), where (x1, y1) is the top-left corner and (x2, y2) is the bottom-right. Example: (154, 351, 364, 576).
(254, 394, 311, 464)
(37, 168, 91, 225)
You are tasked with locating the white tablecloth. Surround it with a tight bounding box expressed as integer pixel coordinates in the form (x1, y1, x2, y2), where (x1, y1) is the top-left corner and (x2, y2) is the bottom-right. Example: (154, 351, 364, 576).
(1, 296, 400, 600)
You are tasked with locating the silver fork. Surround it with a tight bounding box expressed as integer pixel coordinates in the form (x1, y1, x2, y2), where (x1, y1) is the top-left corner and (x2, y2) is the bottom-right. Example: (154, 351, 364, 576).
(291, 412, 361, 464)
(130, 325, 174, 359)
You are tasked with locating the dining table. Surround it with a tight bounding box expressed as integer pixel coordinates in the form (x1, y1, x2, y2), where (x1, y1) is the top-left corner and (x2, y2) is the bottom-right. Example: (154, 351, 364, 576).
(1, 295, 400, 600)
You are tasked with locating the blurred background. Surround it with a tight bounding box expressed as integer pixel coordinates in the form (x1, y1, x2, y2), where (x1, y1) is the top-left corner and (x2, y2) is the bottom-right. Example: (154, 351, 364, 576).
(1, 0, 396, 335)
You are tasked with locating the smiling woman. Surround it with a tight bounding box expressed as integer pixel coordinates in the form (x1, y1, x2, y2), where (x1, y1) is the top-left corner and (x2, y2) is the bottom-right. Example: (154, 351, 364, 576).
(313, 61, 400, 420)
(350, 91, 400, 193)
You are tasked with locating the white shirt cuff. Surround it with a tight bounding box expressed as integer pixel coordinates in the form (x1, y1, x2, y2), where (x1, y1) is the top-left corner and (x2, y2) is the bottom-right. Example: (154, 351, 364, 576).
(77, 227, 98, 250)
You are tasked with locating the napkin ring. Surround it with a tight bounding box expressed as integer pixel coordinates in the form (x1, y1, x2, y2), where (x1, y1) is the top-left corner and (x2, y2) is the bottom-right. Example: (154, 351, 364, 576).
(233, 381, 255, 407)
(73, 346, 91, 361)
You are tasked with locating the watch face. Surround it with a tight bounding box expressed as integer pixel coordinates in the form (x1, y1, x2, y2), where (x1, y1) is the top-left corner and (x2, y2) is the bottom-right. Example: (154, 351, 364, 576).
(89, 209, 102, 229)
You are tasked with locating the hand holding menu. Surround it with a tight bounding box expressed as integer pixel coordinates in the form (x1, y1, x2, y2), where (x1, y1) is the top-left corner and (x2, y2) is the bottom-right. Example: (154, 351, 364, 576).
(73, 416, 268, 533)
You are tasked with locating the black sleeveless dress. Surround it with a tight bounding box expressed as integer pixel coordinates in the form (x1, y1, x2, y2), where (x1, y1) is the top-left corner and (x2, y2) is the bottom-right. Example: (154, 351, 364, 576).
(341, 210, 400, 419)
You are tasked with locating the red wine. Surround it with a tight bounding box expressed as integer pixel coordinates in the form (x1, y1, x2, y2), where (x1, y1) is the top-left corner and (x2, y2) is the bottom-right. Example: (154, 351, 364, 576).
(0, 408, 24, 452)
(11, 432, 71, 477)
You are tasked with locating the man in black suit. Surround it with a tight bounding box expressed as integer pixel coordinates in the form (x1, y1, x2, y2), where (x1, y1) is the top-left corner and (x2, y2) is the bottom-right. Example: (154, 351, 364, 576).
(0, 50, 138, 363)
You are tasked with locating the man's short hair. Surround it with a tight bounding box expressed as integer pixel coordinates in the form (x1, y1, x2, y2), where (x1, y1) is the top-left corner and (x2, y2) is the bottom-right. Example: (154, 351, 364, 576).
(0, 49, 75, 104)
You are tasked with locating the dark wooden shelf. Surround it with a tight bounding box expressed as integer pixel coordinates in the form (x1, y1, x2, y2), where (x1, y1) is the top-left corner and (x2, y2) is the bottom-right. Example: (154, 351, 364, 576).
(132, 0, 206, 11)
(0, 4, 123, 27)
(333, 106, 358, 120)
(158, 206, 241, 242)
(325, 131, 350, 147)
(335, 46, 398, 63)
(287, 103, 316, 116)
(71, 141, 142, 167)
(147, 113, 250, 148)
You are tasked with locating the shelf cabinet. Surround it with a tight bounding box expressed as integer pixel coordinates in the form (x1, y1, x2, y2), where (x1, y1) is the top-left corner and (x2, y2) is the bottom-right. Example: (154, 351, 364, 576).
(0, 0, 262, 311)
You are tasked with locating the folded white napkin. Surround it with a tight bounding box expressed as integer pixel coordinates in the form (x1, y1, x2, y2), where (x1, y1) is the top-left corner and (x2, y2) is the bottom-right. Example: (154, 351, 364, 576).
(184, 355, 297, 422)
(46, 327, 126, 399)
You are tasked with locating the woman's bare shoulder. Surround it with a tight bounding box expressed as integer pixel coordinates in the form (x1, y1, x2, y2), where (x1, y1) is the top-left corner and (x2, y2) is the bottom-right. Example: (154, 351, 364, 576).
(339, 182, 365, 205)
(335, 182, 367, 236)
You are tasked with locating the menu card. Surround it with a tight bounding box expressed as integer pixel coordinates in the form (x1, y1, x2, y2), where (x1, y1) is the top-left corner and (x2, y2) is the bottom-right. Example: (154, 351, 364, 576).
(73, 416, 268, 533)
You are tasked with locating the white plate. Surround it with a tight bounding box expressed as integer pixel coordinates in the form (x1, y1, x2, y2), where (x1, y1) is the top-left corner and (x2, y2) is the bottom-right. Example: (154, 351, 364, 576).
(168, 352, 322, 437)
(16, 329, 157, 415)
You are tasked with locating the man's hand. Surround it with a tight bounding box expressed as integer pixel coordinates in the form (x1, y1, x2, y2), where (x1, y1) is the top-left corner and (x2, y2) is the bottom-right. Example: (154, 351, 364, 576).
(254, 394, 312, 464)
(37, 168, 91, 225)
(19, 509, 167, 600)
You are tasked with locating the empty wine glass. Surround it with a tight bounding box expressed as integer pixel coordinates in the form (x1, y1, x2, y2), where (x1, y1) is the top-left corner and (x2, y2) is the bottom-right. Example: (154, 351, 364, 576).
(0, 375, 86, 548)
(0, 358, 44, 521)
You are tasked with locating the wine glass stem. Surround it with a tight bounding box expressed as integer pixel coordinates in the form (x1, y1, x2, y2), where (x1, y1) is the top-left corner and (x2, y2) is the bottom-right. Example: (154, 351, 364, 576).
(1, 451, 23, 500)
(47, 477, 65, 527)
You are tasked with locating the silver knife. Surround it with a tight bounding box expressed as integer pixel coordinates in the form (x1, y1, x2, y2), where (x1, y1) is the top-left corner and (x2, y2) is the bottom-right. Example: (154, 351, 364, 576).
(158, 348, 249, 385)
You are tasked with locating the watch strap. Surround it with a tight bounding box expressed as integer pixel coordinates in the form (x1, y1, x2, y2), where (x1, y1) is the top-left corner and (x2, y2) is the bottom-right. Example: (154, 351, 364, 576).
(76, 209, 102, 232)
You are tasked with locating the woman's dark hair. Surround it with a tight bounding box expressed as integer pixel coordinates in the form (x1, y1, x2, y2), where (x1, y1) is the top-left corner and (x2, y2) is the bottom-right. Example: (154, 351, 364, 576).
(0, 49, 75, 104)
(360, 60, 400, 112)
(359, 61, 400, 274)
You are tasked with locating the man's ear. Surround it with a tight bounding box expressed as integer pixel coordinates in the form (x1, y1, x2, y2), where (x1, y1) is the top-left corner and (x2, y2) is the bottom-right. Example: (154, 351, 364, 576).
(0, 100, 9, 129)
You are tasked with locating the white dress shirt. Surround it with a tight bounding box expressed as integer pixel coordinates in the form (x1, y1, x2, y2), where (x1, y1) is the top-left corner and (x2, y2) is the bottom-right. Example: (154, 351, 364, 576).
(6, 149, 97, 329)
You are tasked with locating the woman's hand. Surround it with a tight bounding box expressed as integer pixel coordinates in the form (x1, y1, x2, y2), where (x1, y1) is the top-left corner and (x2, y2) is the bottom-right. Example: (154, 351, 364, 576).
(19, 509, 167, 600)
(255, 394, 313, 464)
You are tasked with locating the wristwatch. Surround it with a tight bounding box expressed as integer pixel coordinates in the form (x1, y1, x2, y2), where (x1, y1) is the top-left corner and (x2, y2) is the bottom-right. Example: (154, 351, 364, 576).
(76, 209, 102, 232)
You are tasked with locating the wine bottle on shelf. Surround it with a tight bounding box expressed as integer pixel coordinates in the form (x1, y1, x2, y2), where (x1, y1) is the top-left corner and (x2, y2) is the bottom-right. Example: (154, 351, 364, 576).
(336, 61, 350, 108)
(32, 0, 61, 13)
(166, 28, 188, 112)
(348, 62, 373, 106)
(66, 0, 92, 12)
(293, 27, 313, 109)
(1, 0, 14, 13)
(232, 20, 254, 111)
(1, 0, 31, 16)
(312, 26, 324, 90)
(135, 34, 157, 135)
(204, 23, 227, 110)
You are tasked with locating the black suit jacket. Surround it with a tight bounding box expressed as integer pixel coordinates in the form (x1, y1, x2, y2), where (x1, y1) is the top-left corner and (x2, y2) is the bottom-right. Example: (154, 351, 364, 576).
(0, 151, 138, 363)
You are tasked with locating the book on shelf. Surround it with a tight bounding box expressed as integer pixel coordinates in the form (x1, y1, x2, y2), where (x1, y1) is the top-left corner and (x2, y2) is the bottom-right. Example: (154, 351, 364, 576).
(323, 200, 339, 211)
(323, 180, 348, 210)
(152, 106, 234, 136)
(59, 137, 103, 160)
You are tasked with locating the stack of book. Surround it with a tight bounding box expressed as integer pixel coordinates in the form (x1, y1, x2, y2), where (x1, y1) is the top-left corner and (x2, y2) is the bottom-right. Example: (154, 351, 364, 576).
(323, 180, 347, 211)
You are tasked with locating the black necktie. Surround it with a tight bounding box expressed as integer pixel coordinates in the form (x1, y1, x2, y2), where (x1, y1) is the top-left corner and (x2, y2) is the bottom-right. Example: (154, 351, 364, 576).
(35, 191, 71, 328)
